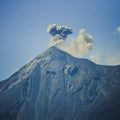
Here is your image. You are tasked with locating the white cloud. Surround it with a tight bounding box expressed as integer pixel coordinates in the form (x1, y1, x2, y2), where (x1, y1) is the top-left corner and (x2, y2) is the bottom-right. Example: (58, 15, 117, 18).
(89, 52, 120, 65)
(116, 26, 120, 33)
(63, 29, 94, 57)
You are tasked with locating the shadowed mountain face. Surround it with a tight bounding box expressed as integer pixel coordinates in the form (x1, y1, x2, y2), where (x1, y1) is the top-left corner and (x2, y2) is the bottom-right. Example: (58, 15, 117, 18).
(0, 46, 120, 120)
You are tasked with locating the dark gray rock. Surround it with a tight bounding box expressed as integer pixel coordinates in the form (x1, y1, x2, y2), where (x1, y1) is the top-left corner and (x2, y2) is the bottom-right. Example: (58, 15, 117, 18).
(0, 46, 120, 120)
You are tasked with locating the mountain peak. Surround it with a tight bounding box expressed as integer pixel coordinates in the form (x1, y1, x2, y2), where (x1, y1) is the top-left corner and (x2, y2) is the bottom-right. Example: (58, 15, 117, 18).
(40, 46, 69, 58)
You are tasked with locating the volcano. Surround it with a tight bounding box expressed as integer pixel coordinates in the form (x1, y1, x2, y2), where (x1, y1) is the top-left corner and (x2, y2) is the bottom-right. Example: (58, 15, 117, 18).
(0, 46, 120, 120)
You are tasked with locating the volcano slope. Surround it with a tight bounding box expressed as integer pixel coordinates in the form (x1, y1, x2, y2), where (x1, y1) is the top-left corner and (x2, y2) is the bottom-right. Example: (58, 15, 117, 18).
(0, 46, 120, 120)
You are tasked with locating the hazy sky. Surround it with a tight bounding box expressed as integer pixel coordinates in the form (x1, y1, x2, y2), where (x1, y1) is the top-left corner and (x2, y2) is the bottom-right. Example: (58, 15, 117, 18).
(0, 0, 120, 80)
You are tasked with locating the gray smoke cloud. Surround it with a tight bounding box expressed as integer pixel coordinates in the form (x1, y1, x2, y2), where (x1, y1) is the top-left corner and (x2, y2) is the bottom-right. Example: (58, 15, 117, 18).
(47, 24, 94, 57)
(47, 24, 73, 39)
(47, 24, 73, 46)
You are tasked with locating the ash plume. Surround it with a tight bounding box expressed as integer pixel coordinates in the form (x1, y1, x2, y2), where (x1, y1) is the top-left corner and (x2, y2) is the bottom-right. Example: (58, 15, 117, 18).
(47, 24, 73, 46)
(47, 24, 73, 39)
(47, 24, 94, 57)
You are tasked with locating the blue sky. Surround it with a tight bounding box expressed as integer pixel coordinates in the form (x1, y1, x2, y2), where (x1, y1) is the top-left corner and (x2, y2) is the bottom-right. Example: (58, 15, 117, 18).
(0, 0, 120, 80)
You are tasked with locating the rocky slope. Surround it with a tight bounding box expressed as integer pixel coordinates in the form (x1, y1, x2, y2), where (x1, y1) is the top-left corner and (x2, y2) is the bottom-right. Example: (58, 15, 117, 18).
(0, 46, 120, 120)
